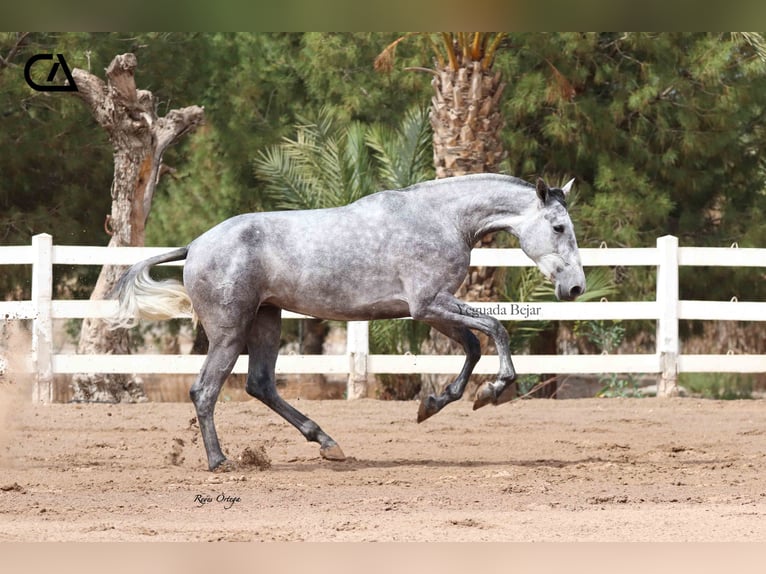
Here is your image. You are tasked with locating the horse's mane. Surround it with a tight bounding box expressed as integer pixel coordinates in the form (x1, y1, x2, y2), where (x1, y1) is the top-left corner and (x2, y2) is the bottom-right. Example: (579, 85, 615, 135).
(398, 173, 568, 209)
(398, 173, 535, 193)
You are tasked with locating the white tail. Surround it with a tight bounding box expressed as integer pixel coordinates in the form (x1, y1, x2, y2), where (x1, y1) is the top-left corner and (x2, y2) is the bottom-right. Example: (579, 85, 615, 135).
(108, 247, 194, 330)
(110, 269, 194, 330)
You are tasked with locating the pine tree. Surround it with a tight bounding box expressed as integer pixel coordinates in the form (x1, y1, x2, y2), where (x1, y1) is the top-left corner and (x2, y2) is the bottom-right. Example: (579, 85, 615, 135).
(496, 32, 766, 302)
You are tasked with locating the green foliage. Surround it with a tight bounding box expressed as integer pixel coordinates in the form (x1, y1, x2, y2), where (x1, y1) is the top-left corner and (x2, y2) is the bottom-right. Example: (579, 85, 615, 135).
(0, 33, 112, 247)
(145, 125, 246, 246)
(365, 105, 434, 189)
(255, 105, 433, 212)
(0, 33, 111, 294)
(679, 372, 754, 400)
(255, 107, 378, 210)
(496, 32, 766, 303)
(578, 320, 625, 354)
(575, 319, 642, 397)
(369, 318, 431, 356)
(596, 374, 643, 398)
(299, 33, 428, 126)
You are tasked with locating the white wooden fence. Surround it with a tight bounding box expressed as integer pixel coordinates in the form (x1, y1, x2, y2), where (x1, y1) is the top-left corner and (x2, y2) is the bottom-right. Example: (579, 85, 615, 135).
(1, 234, 765, 403)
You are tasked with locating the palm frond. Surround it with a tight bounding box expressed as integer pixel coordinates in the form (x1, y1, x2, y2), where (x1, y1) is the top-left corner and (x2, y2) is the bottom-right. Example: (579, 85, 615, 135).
(502, 265, 616, 305)
(441, 32, 458, 70)
(376, 32, 506, 77)
(342, 122, 377, 204)
(255, 107, 359, 211)
(254, 145, 319, 211)
(374, 32, 422, 73)
(366, 105, 433, 189)
(482, 33, 506, 70)
(731, 32, 766, 63)
(575, 267, 618, 302)
(290, 108, 346, 208)
(398, 106, 434, 184)
(425, 34, 446, 68)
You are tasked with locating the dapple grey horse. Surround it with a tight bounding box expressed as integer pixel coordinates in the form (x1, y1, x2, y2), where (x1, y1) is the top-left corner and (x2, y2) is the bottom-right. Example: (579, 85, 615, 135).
(111, 173, 585, 471)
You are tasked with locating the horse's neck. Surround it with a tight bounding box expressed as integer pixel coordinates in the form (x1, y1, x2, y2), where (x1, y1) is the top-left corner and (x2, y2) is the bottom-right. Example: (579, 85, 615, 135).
(428, 177, 536, 245)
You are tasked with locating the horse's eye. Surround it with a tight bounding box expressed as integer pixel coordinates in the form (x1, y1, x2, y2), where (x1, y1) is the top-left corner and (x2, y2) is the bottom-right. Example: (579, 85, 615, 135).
(553, 224, 565, 233)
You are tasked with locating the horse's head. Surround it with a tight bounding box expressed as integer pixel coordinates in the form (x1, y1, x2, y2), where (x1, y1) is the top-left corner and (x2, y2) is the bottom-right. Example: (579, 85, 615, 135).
(517, 178, 586, 301)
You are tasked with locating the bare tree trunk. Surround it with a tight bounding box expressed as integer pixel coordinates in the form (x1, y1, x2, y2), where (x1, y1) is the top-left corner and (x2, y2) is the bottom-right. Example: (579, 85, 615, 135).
(69, 53, 204, 403)
(422, 60, 507, 397)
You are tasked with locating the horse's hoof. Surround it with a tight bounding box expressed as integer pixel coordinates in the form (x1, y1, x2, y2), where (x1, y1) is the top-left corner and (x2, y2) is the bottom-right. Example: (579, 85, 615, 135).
(320, 443, 346, 461)
(417, 395, 439, 423)
(473, 381, 497, 410)
(211, 458, 239, 473)
(494, 384, 516, 406)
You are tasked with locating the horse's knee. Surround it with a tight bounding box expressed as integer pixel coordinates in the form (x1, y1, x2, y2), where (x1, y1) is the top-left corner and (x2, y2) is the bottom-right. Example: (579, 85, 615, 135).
(245, 375, 262, 399)
(245, 372, 276, 401)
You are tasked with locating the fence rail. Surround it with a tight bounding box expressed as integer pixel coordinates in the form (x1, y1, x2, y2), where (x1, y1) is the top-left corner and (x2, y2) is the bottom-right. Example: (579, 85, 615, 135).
(1, 234, 765, 403)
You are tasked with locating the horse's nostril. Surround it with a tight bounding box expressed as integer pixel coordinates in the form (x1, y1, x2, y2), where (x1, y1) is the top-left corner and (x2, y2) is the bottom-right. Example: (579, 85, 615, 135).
(569, 285, 582, 298)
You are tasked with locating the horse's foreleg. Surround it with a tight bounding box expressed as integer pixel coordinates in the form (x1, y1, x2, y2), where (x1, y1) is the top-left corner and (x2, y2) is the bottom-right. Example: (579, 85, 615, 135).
(417, 323, 480, 423)
(246, 306, 345, 461)
(472, 377, 518, 410)
(412, 292, 517, 413)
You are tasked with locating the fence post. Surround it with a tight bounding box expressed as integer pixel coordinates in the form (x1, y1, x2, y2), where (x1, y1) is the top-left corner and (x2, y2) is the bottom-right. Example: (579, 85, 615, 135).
(346, 321, 369, 399)
(31, 233, 54, 404)
(656, 235, 679, 397)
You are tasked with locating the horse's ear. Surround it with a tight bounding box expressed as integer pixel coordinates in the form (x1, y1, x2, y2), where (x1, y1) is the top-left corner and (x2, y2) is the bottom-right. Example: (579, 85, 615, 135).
(562, 178, 575, 195)
(536, 177, 549, 203)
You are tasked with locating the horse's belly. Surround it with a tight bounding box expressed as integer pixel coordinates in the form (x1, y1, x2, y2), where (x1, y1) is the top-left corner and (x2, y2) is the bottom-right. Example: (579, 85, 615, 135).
(266, 290, 411, 321)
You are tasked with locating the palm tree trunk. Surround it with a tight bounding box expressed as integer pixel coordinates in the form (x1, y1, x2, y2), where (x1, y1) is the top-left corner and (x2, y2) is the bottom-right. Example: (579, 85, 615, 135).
(430, 61, 506, 178)
(430, 60, 506, 302)
(423, 60, 507, 397)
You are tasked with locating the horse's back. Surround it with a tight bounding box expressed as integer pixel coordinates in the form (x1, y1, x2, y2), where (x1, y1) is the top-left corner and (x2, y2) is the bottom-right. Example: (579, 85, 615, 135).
(182, 189, 471, 321)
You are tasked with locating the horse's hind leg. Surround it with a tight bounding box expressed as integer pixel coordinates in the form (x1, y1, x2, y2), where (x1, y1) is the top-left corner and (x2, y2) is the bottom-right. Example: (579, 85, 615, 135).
(190, 321, 250, 471)
(417, 323, 481, 423)
(245, 305, 345, 461)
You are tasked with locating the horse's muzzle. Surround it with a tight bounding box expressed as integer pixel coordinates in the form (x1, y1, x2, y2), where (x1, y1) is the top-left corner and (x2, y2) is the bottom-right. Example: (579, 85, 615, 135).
(569, 284, 583, 299)
(556, 281, 585, 301)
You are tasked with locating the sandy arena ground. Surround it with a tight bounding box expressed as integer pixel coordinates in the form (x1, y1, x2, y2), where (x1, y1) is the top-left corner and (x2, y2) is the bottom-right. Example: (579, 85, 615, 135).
(1, 391, 765, 542)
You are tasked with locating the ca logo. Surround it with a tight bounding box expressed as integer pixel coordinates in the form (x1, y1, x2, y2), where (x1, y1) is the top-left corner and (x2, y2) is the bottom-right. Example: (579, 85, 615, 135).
(24, 54, 78, 92)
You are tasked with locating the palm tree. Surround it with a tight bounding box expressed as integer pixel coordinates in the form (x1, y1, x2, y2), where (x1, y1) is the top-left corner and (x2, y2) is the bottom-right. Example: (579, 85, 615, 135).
(376, 33, 507, 179)
(254, 105, 434, 398)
